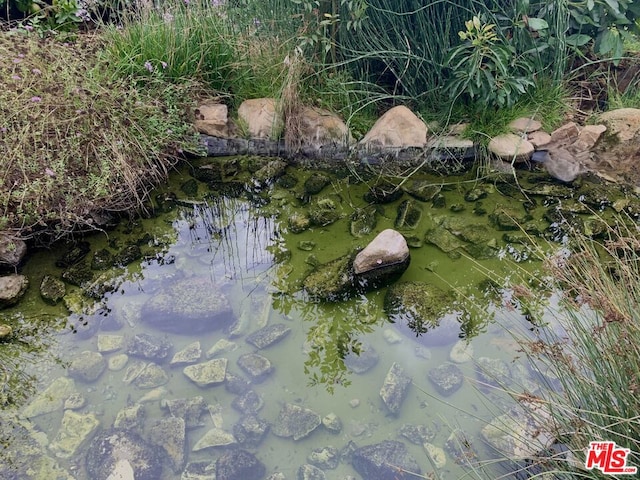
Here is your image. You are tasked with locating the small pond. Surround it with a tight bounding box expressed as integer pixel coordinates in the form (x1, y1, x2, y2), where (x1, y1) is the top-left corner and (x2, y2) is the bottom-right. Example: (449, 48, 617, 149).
(1, 156, 632, 479)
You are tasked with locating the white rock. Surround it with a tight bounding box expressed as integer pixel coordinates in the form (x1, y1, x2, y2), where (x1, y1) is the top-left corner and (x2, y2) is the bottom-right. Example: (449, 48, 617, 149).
(353, 229, 409, 275)
(488, 133, 534, 161)
(360, 106, 427, 148)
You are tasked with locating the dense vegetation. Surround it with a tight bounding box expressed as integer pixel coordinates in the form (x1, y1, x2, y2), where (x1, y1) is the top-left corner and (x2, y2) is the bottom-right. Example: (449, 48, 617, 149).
(1, 1, 640, 477)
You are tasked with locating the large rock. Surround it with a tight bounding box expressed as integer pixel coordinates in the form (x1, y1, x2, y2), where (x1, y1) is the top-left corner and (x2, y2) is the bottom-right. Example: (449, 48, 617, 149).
(170, 341, 202, 366)
(238, 98, 281, 139)
(488, 133, 534, 161)
(0, 274, 29, 308)
(353, 229, 410, 290)
(351, 440, 421, 479)
(183, 358, 228, 387)
(599, 108, 640, 141)
(302, 254, 354, 301)
(160, 396, 208, 429)
(193, 427, 237, 451)
(427, 363, 464, 396)
(68, 350, 106, 383)
(246, 323, 291, 349)
(194, 102, 229, 137)
(22, 377, 77, 418)
(0, 234, 27, 267)
(140, 277, 235, 334)
(85, 429, 163, 480)
(272, 403, 321, 441)
(360, 106, 427, 149)
(126, 333, 172, 362)
(298, 106, 353, 147)
(233, 414, 270, 446)
(379, 362, 412, 415)
(215, 449, 266, 480)
(50, 411, 100, 459)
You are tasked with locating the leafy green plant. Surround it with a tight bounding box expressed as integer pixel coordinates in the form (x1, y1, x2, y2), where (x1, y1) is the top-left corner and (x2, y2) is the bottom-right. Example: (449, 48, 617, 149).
(444, 15, 535, 109)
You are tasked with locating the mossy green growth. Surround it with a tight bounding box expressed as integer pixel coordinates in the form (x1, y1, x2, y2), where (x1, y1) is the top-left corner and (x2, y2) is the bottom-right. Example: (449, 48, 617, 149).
(384, 281, 454, 335)
(303, 254, 355, 302)
(309, 198, 341, 226)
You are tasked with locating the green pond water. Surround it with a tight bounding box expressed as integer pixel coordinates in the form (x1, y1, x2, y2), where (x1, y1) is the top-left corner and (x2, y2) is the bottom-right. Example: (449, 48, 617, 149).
(0, 157, 631, 479)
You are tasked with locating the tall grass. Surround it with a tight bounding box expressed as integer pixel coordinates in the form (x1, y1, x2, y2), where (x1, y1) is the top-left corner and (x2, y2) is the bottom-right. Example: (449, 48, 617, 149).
(509, 224, 640, 477)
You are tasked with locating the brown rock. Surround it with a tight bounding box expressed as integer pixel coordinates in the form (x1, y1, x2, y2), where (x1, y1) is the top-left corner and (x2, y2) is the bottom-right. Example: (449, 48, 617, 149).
(550, 122, 580, 143)
(527, 131, 552, 148)
(0, 234, 27, 268)
(194, 103, 229, 137)
(569, 124, 607, 153)
(509, 117, 542, 133)
(237, 98, 282, 139)
(488, 133, 534, 162)
(599, 108, 640, 142)
(0, 274, 29, 308)
(360, 106, 427, 148)
(298, 106, 352, 147)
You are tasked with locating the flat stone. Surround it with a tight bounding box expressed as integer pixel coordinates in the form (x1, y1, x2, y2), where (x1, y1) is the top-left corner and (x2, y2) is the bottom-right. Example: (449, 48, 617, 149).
(64, 392, 86, 410)
(231, 389, 264, 414)
(183, 358, 228, 387)
(170, 341, 202, 366)
(571, 124, 607, 152)
(272, 403, 321, 441)
(527, 130, 552, 148)
(245, 324, 291, 349)
(132, 363, 169, 389)
(193, 427, 237, 451)
(206, 338, 237, 358)
(233, 414, 270, 446)
(509, 117, 542, 133)
(160, 396, 208, 429)
(488, 133, 534, 161)
(344, 342, 379, 374)
(181, 461, 216, 480)
(550, 122, 580, 143)
(49, 410, 100, 459)
(379, 362, 412, 415)
(427, 363, 464, 396)
(476, 357, 511, 388)
(449, 340, 473, 363)
(352, 440, 421, 479)
(22, 377, 77, 418)
(236, 353, 273, 382)
(298, 464, 326, 479)
(97, 334, 124, 353)
(126, 333, 173, 362)
(108, 354, 129, 371)
(114, 404, 146, 433)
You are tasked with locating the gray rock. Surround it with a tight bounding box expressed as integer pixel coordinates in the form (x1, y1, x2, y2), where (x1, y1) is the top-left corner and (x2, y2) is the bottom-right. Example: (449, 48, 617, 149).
(22, 377, 77, 418)
(86, 429, 163, 480)
(344, 342, 379, 374)
(321, 413, 342, 434)
(353, 229, 410, 288)
(97, 334, 124, 353)
(272, 403, 321, 441)
(49, 410, 100, 459)
(193, 427, 237, 451)
(307, 446, 339, 469)
(0, 274, 29, 308)
(236, 353, 273, 383)
(63, 392, 86, 410)
(297, 464, 326, 480)
(350, 206, 378, 238)
(224, 371, 251, 395)
(160, 396, 207, 429)
(215, 449, 266, 480)
(40, 275, 66, 305)
(141, 277, 235, 334)
(476, 357, 512, 389)
(231, 389, 263, 414)
(233, 414, 270, 447)
(68, 350, 106, 383)
(379, 362, 412, 415)
(445, 429, 478, 466)
(183, 358, 228, 387)
(427, 363, 464, 396)
(399, 423, 437, 444)
(181, 461, 216, 480)
(149, 417, 186, 472)
(0, 234, 27, 267)
(352, 440, 421, 480)
(132, 363, 169, 389)
(170, 341, 202, 366)
(126, 333, 172, 362)
(114, 404, 145, 434)
(246, 323, 291, 349)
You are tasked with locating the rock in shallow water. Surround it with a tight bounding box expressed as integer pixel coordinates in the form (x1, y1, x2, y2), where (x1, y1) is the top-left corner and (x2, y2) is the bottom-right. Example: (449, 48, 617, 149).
(272, 403, 321, 441)
(379, 362, 412, 415)
(351, 440, 421, 480)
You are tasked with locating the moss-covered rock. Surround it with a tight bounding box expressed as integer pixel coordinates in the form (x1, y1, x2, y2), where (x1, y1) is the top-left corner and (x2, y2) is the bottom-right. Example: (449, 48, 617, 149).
(55, 241, 91, 268)
(113, 244, 142, 267)
(62, 262, 93, 287)
(490, 205, 532, 230)
(424, 227, 465, 253)
(350, 206, 378, 238)
(253, 159, 287, 186)
(0, 274, 29, 309)
(91, 249, 114, 270)
(403, 180, 441, 202)
(40, 274, 66, 305)
(363, 180, 403, 204)
(288, 212, 311, 233)
(180, 178, 199, 196)
(303, 172, 331, 195)
(303, 254, 354, 301)
(394, 199, 423, 230)
(308, 198, 341, 226)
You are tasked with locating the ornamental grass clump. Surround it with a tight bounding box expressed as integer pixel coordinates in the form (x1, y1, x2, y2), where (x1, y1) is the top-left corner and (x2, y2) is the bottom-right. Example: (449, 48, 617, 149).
(513, 225, 640, 477)
(0, 30, 196, 241)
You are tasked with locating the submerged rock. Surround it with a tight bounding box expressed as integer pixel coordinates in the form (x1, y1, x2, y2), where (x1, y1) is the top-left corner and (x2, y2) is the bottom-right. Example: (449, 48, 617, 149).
(160, 396, 208, 429)
(379, 362, 412, 415)
(351, 440, 421, 480)
(40, 275, 66, 305)
(193, 427, 237, 451)
(245, 323, 291, 349)
(403, 180, 441, 202)
(126, 333, 172, 362)
(50, 410, 100, 459)
(308, 198, 341, 226)
(233, 414, 270, 447)
(303, 254, 354, 301)
(394, 199, 423, 230)
(141, 277, 235, 334)
(298, 463, 326, 480)
(68, 351, 106, 383)
(149, 417, 186, 473)
(170, 341, 202, 366)
(183, 358, 228, 387)
(236, 353, 273, 383)
(272, 403, 321, 441)
(303, 172, 331, 195)
(427, 363, 464, 396)
(85, 429, 163, 480)
(344, 342, 379, 374)
(22, 377, 77, 418)
(215, 449, 266, 480)
(350, 206, 378, 238)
